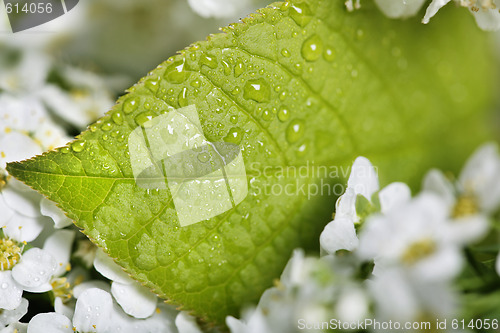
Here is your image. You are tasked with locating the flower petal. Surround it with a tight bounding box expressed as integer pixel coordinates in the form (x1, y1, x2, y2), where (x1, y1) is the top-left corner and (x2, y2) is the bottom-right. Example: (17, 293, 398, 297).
(2, 215, 46, 243)
(1, 180, 42, 218)
(40, 198, 73, 229)
(73, 280, 111, 299)
(175, 312, 203, 333)
(347, 157, 379, 199)
(0, 322, 28, 333)
(0, 196, 14, 227)
(422, 0, 452, 24)
(73, 288, 113, 333)
(459, 143, 500, 213)
(111, 281, 157, 319)
(0, 271, 23, 310)
(379, 182, 411, 214)
(445, 214, 489, 245)
(422, 169, 455, 209)
(0, 132, 42, 170)
(470, 5, 500, 31)
(320, 216, 359, 254)
(54, 297, 75, 320)
(374, 0, 426, 18)
(11, 248, 56, 288)
(93, 248, 133, 284)
(0, 298, 28, 327)
(27, 313, 72, 333)
(43, 229, 75, 277)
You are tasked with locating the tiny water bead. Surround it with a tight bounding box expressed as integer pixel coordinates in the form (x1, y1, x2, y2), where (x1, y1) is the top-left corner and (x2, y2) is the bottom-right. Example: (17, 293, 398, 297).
(289, 2, 313, 27)
(0, 238, 22, 270)
(222, 60, 231, 75)
(278, 106, 290, 122)
(301, 34, 323, 62)
(324, 47, 336, 62)
(71, 140, 86, 153)
(135, 111, 155, 127)
(261, 109, 273, 121)
(179, 87, 189, 107)
(112, 111, 124, 125)
(190, 79, 201, 88)
(101, 120, 113, 131)
(60, 147, 70, 154)
(281, 48, 291, 57)
(243, 78, 271, 103)
(224, 127, 244, 145)
(234, 61, 244, 77)
(165, 60, 190, 84)
(123, 97, 139, 114)
(89, 124, 98, 132)
(200, 54, 218, 69)
(230, 115, 238, 124)
(286, 119, 305, 143)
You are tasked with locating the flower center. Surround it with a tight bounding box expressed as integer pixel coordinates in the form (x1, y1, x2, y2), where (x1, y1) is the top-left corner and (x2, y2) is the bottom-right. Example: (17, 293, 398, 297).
(461, 0, 497, 11)
(0, 238, 22, 271)
(51, 277, 73, 303)
(401, 239, 436, 265)
(452, 194, 478, 218)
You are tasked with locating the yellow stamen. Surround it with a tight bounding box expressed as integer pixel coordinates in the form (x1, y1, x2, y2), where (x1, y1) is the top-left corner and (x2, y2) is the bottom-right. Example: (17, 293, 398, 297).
(401, 239, 436, 265)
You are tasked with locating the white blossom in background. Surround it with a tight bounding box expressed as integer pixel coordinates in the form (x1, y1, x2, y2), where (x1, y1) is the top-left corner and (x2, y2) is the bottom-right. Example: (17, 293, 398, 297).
(358, 193, 463, 282)
(423, 0, 500, 31)
(319, 157, 411, 254)
(423, 143, 500, 244)
(186, 0, 254, 18)
(227, 250, 369, 333)
(93, 249, 157, 319)
(373, 0, 427, 18)
(346, 0, 500, 31)
(369, 268, 458, 323)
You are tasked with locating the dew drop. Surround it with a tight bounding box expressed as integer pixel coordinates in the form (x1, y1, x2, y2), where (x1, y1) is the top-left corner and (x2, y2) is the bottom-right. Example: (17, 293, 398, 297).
(102, 134, 108, 141)
(243, 78, 270, 103)
(289, 3, 312, 27)
(135, 111, 155, 127)
(200, 54, 218, 69)
(278, 106, 290, 122)
(286, 119, 305, 143)
(222, 60, 231, 75)
(281, 48, 291, 57)
(179, 87, 189, 107)
(112, 111, 124, 125)
(101, 121, 113, 131)
(230, 115, 238, 123)
(279, 91, 287, 101)
(71, 140, 86, 153)
(261, 109, 273, 121)
(197, 152, 210, 163)
(89, 124, 98, 132)
(231, 87, 241, 95)
(224, 127, 244, 144)
(60, 147, 70, 154)
(324, 47, 336, 62)
(356, 29, 365, 40)
(165, 60, 190, 84)
(301, 34, 323, 62)
(145, 79, 159, 93)
(123, 97, 139, 114)
(234, 61, 244, 77)
(190, 79, 201, 88)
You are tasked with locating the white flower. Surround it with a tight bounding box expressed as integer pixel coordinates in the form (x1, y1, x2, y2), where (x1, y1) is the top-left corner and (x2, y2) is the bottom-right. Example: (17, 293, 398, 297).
(29, 288, 178, 333)
(320, 157, 411, 254)
(93, 249, 157, 319)
(423, 0, 500, 31)
(40, 198, 73, 229)
(0, 322, 27, 333)
(0, 247, 57, 310)
(423, 143, 500, 244)
(369, 268, 458, 322)
(0, 179, 45, 243)
(358, 193, 463, 282)
(373, 0, 427, 18)
(186, 0, 254, 18)
(0, 298, 28, 328)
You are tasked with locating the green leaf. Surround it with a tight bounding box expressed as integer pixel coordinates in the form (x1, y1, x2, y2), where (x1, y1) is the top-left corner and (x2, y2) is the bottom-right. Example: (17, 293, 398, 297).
(6, 0, 495, 324)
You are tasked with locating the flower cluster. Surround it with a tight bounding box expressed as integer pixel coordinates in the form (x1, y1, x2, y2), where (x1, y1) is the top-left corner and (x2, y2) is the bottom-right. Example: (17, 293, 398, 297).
(228, 143, 500, 332)
(346, 0, 500, 31)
